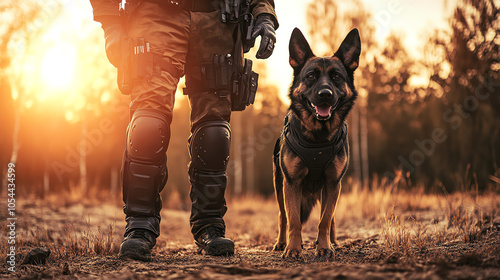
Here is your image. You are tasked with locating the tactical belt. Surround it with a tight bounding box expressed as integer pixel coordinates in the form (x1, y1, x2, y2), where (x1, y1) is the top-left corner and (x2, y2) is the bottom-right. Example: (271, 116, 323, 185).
(134, 0, 219, 12)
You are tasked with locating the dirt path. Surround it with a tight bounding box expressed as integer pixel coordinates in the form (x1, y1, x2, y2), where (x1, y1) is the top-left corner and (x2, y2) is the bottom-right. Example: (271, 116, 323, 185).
(1, 196, 500, 279)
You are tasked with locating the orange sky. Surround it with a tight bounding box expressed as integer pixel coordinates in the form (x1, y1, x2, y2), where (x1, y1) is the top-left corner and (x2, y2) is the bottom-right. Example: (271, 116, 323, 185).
(267, 0, 457, 103)
(6, 0, 458, 112)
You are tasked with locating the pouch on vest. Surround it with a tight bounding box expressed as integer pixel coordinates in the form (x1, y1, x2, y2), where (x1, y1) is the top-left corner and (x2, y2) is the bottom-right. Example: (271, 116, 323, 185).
(231, 58, 258, 111)
(118, 38, 154, 95)
(118, 38, 182, 95)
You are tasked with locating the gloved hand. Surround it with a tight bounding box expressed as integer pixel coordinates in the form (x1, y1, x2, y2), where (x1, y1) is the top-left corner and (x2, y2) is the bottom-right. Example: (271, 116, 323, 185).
(101, 16, 125, 68)
(251, 14, 276, 59)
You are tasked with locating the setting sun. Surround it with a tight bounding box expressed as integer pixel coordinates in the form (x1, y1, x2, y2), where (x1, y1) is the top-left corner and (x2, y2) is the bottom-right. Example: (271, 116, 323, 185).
(41, 43, 77, 90)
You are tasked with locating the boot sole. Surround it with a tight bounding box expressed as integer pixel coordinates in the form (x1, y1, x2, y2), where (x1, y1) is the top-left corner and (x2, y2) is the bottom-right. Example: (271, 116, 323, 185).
(201, 242, 235, 256)
(119, 237, 154, 262)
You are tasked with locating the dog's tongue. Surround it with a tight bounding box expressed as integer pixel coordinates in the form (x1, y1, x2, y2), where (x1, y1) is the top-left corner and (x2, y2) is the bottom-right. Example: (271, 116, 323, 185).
(314, 105, 332, 117)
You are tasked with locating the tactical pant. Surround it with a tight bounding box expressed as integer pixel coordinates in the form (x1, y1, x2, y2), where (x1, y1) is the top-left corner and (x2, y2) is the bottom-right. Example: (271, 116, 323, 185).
(123, 2, 237, 239)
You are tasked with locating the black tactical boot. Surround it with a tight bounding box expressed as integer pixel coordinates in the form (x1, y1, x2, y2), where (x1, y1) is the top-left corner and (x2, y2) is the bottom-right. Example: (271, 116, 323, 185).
(195, 226, 234, 256)
(119, 229, 157, 261)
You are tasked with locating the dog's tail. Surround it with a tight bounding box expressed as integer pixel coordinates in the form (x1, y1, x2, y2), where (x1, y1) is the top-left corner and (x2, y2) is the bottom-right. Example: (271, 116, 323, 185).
(300, 195, 317, 224)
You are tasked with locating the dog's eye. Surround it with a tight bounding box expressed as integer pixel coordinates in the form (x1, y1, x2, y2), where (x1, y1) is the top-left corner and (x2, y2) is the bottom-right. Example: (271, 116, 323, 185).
(307, 73, 316, 80)
(333, 73, 340, 80)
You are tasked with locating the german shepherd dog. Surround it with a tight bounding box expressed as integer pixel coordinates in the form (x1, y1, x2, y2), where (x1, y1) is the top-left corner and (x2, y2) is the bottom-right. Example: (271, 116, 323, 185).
(273, 28, 360, 259)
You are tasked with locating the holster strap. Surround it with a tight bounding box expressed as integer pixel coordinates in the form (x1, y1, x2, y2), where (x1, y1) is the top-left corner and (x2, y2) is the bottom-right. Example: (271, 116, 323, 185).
(152, 52, 183, 79)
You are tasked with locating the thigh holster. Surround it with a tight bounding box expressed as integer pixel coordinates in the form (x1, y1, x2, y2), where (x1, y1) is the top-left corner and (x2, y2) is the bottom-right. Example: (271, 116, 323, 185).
(122, 109, 170, 236)
(183, 54, 258, 111)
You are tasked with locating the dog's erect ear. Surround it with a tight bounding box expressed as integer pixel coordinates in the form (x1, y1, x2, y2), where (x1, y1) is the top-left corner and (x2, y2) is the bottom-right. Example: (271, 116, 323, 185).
(289, 28, 315, 72)
(335, 28, 361, 72)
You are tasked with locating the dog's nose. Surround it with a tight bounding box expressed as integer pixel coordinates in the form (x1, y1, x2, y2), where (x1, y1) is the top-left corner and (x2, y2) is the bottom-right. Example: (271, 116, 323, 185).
(318, 89, 333, 98)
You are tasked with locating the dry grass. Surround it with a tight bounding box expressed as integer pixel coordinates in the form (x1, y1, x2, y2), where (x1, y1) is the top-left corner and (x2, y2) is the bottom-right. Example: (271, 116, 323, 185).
(14, 220, 119, 261)
(375, 187, 499, 258)
(271, 177, 500, 261)
(1, 178, 499, 278)
(0, 200, 122, 265)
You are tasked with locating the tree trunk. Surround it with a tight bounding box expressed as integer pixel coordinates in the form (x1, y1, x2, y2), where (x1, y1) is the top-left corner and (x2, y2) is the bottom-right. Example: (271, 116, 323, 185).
(232, 113, 243, 195)
(360, 100, 369, 188)
(3, 107, 21, 194)
(80, 118, 88, 194)
(43, 163, 50, 197)
(350, 105, 362, 190)
(111, 167, 119, 198)
(10, 108, 21, 165)
(245, 108, 255, 196)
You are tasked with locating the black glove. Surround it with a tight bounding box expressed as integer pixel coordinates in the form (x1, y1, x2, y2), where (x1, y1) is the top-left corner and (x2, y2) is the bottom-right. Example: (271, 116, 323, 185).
(251, 14, 276, 59)
(101, 16, 125, 68)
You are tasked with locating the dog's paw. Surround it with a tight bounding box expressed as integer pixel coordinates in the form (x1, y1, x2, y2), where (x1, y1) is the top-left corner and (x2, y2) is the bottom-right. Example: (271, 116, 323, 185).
(315, 248, 334, 260)
(273, 242, 286, 251)
(331, 239, 340, 247)
(282, 248, 303, 261)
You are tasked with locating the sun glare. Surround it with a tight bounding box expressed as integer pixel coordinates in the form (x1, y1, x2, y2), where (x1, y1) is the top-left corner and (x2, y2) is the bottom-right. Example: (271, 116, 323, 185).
(41, 43, 77, 91)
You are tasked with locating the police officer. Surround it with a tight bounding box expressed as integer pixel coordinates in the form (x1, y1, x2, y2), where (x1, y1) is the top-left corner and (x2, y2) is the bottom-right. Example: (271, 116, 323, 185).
(89, 0, 278, 261)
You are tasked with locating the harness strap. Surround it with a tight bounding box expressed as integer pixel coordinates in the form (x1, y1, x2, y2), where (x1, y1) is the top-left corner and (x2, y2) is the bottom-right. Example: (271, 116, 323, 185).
(277, 113, 348, 193)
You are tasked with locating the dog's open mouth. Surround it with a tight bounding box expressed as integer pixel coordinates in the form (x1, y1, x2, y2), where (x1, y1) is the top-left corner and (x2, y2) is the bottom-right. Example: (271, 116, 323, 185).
(306, 99, 338, 120)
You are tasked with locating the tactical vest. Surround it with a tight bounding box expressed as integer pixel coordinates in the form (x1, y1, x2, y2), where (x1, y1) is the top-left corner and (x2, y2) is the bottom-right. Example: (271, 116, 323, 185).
(274, 113, 349, 193)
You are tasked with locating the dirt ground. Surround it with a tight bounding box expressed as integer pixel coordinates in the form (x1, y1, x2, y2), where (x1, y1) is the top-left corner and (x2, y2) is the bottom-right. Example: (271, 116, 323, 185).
(1, 191, 500, 279)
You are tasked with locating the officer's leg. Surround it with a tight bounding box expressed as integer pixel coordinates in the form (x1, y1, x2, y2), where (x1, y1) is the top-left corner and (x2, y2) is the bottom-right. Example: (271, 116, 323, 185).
(120, 109, 169, 261)
(188, 120, 232, 255)
(119, 2, 189, 261)
(185, 10, 237, 256)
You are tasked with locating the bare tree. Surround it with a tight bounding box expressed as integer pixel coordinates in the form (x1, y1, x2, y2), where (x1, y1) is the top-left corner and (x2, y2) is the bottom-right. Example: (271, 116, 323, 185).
(427, 0, 500, 188)
(1, 1, 61, 193)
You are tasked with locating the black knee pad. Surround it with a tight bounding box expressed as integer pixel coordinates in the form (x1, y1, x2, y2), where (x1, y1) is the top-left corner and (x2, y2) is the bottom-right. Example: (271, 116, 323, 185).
(127, 109, 170, 164)
(123, 109, 170, 218)
(189, 121, 231, 172)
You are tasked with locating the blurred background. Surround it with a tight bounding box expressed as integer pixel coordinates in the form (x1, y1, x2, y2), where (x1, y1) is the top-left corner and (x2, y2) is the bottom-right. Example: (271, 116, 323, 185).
(0, 0, 499, 207)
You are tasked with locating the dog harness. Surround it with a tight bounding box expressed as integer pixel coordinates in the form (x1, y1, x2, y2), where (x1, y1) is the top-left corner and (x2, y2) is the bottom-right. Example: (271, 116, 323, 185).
(274, 113, 349, 193)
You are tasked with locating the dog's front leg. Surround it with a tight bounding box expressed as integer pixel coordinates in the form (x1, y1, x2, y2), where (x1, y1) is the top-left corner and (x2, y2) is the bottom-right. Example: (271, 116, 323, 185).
(283, 179, 303, 259)
(330, 215, 340, 246)
(316, 183, 341, 258)
(273, 182, 287, 251)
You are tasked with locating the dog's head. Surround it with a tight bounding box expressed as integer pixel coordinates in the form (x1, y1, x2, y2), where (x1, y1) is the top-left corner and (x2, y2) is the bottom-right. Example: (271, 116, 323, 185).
(288, 28, 360, 129)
